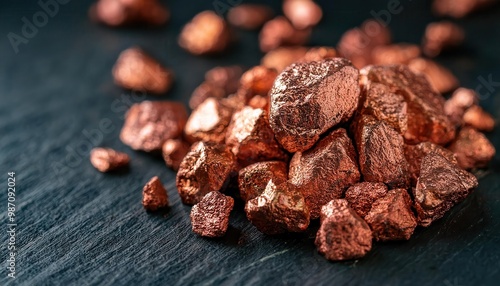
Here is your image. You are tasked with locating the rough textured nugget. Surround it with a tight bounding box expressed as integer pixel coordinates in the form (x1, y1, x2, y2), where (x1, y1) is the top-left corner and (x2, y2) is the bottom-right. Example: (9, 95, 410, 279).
(142, 176, 169, 211)
(448, 127, 496, 169)
(162, 139, 191, 171)
(184, 98, 234, 144)
(238, 161, 288, 202)
(345, 182, 388, 218)
(408, 57, 459, 94)
(190, 191, 234, 237)
(423, 21, 465, 57)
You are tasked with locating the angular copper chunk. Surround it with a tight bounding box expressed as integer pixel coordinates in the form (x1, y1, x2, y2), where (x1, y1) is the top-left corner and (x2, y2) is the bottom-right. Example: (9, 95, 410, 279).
(365, 189, 417, 241)
(361, 65, 455, 145)
(408, 57, 459, 94)
(289, 128, 360, 219)
(90, 147, 130, 172)
(352, 114, 410, 189)
(283, 0, 323, 29)
(240, 66, 278, 97)
(179, 11, 231, 55)
(423, 21, 465, 57)
(270, 58, 360, 152)
(238, 161, 288, 202)
(112, 47, 174, 94)
(142, 176, 169, 211)
(315, 199, 372, 261)
(120, 101, 188, 152)
(444, 88, 478, 127)
(259, 16, 311, 52)
(176, 142, 235, 205)
(414, 153, 478, 226)
(245, 180, 310, 235)
(90, 0, 169, 27)
(189, 82, 226, 110)
(463, 105, 496, 132)
(162, 139, 191, 171)
(432, 0, 495, 18)
(227, 4, 274, 30)
(184, 98, 234, 144)
(300, 46, 338, 62)
(448, 127, 496, 170)
(190, 191, 234, 237)
(345, 182, 388, 218)
(371, 44, 421, 65)
(261, 47, 308, 73)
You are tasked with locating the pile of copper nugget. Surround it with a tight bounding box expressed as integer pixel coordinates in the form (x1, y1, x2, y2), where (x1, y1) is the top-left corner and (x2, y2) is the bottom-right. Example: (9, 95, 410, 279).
(89, 0, 498, 261)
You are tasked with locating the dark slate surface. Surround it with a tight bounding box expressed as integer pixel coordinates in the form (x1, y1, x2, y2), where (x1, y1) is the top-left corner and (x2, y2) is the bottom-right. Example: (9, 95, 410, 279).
(1, 0, 500, 285)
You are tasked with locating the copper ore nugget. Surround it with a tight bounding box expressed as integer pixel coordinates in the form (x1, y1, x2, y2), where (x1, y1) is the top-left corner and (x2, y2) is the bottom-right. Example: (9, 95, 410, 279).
(90, 0, 169, 27)
(300, 46, 338, 62)
(184, 98, 234, 144)
(360, 65, 455, 145)
(245, 180, 310, 235)
(449, 127, 496, 170)
(463, 105, 496, 132)
(240, 66, 278, 97)
(205, 66, 243, 95)
(289, 128, 360, 219)
(179, 11, 231, 56)
(113, 47, 174, 94)
(261, 47, 308, 73)
(176, 142, 235, 205)
(248, 95, 269, 110)
(345, 182, 388, 218)
(365, 189, 417, 241)
(423, 21, 465, 57)
(238, 161, 288, 202)
(408, 57, 459, 94)
(283, 0, 323, 30)
(444, 88, 478, 127)
(190, 191, 234, 237)
(270, 58, 360, 153)
(371, 44, 421, 65)
(90, 147, 129, 172)
(414, 153, 478, 226)
(142, 176, 169, 211)
(315, 199, 372, 261)
(189, 82, 226, 110)
(120, 101, 187, 152)
(259, 16, 311, 53)
(227, 4, 273, 30)
(432, 0, 496, 18)
(162, 139, 190, 171)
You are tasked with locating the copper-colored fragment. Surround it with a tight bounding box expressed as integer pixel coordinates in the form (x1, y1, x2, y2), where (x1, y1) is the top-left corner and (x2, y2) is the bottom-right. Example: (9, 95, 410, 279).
(190, 66, 243, 109)
(259, 16, 311, 52)
(179, 11, 231, 55)
(162, 139, 190, 171)
(190, 191, 234, 237)
(414, 153, 478, 226)
(184, 98, 234, 144)
(300, 46, 338, 62)
(315, 199, 372, 261)
(240, 66, 278, 97)
(270, 58, 360, 152)
(345, 182, 388, 218)
(261, 47, 308, 73)
(463, 105, 496, 132)
(245, 180, 310, 235)
(408, 57, 459, 94)
(432, 0, 496, 18)
(227, 4, 273, 30)
(371, 44, 421, 65)
(90, 0, 169, 27)
(289, 128, 360, 219)
(176, 142, 235, 205)
(113, 47, 174, 94)
(448, 127, 496, 170)
(365, 189, 417, 241)
(120, 101, 188, 152)
(189, 82, 226, 110)
(90, 147, 130, 172)
(423, 21, 465, 57)
(142, 176, 169, 211)
(283, 0, 323, 30)
(238, 161, 288, 202)
(444, 88, 478, 127)
(248, 95, 269, 110)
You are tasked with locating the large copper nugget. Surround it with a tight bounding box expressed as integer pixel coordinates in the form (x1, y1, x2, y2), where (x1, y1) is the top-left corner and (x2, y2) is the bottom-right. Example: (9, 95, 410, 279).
(190, 191, 234, 237)
(289, 128, 360, 219)
(463, 105, 496, 132)
(352, 114, 410, 189)
(408, 57, 459, 94)
(283, 0, 323, 30)
(444, 88, 478, 127)
(432, 0, 496, 18)
(227, 4, 274, 30)
(90, 147, 130, 172)
(360, 65, 455, 145)
(245, 180, 310, 235)
(365, 189, 417, 241)
(176, 142, 235, 205)
(142, 176, 169, 212)
(423, 21, 465, 57)
(259, 16, 311, 52)
(371, 44, 421, 65)
(315, 199, 372, 261)
(240, 66, 278, 97)
(120, 101, 187, 152)
(270, 58, 360, 153)
(184, 98, 234, 144)
(90, 0, 169, 27)
(414, 153, 478, 227)
(113, 47, 174, 94)
(162, 139, 191, 171)
(448, 127, 496, 170)
(344, 182, 388, 218)
(238, 161, 288, 202)
(261, 47, 308, 73)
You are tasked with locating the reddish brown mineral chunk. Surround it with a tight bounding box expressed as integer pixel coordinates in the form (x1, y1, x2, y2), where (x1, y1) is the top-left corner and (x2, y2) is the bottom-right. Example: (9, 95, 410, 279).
(448, 127, 496, 170)
(90, 147, 130, 172)
(300, 46, 338, 62)
(240, 66, 278, 97)
(432, 0, 496, 18)
(259, 16, 311, 52)
(227, 4, 273, 30)
(179, 11, 231, 55)
(444, 88, 478, 127)
(238, 161, 288, 202)
(371, 44, 421, 65)
(190, 191, 234, 237)
(162, 139, 191, 171)
(283, 0, 323, 30)
(90, 0, 169, 27)
(408, 57, 459, 94)
(248, 95, 269, 110)
(142, 176, 169, 211)
(345, 182, 388, 218)
(463, 105, 496, 132)
(261, 47, 308, 73)
(184, 98, 234, 144)
(189, 82, 226, 110)
(423, 21, 465, 57)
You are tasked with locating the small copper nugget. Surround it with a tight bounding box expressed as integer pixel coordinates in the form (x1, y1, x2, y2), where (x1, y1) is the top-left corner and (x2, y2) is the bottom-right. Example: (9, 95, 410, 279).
(283, 0, 323, 30)
(90, 0, 169, 27)
(142, 176, 169, 211)
(259, 16, 311, 52)
(414, 153, 478, 227)
(408, 57, 459, 94)
(365, 189, 417, 241)
(315, 199, 372, 261)
(432, 0, 496, 18)
(238, 161, 288, 202)
(423, 21, 465, 57)
(179, 11, 231, 56)
(463, 105, 496, 132)
(245, 180, 310, 235)
(289, 128, 360, 219)
(162, 139, 191, 171)
(120, 101, 188, 152)
(261, 47, 308, 73)
(448, 127, 496, 170)
(176, 142, 235, 205)
(371, 44, 421, 65)
(90, 147, 130, 172)
(190, 66, 243, 109)
(444, 88, 478, 127)
(190, 191, 234, 237)
(345, 182, 388, 218)
(239, 66, 278, 97)
(270, 58, 360, 153)
(113, 47, 174, 94)
(184, 98, 234, 144)
(300, 46, 338, 62)
(247, 95, 269, 110)
(227, 4, 274, 30)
